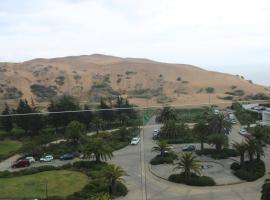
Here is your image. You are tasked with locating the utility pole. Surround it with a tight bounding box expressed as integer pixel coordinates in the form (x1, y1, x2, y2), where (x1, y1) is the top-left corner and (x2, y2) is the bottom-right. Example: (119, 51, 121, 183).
(45, 179, 48, 200)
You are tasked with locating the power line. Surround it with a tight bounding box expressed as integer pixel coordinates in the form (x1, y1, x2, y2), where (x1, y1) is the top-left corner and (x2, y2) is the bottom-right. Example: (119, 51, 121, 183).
(0, 100, 269, 117)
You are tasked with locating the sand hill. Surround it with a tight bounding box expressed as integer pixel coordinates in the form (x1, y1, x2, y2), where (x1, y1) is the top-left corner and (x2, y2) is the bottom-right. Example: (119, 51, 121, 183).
(0, 54, 269, 108)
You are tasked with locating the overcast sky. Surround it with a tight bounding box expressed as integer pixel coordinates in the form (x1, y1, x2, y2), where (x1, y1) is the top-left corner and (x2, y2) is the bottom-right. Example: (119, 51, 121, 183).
(0, 0, 269, 86)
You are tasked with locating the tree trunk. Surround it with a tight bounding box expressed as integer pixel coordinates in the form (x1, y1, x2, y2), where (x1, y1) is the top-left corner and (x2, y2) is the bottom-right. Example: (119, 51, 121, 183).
(201, 140, 204, 151)
(111, 180, 117, 194)
(249, 152, 253, 162)
(257, 153, 261, 161)
(240, 154, 244, 165)
(216, 144, 222, 152)
(96, 154, 101, 162)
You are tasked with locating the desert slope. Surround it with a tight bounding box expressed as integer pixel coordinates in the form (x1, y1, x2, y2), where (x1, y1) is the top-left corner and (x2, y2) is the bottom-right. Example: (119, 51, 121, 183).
(0, 54, 269, 107)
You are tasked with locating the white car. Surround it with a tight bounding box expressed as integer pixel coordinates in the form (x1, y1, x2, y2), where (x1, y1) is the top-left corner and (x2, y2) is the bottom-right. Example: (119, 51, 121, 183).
(40, 155, 54, 162)
(239, 129, 247, 135)
(164, 146, 174, 153)
(154, 129, 159, 133)
(131, 137, 140, 145)
(25, 156, 36, 163)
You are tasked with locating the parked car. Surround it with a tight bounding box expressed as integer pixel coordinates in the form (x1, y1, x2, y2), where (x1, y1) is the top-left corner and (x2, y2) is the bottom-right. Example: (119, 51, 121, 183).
(40, 155, 54, 162)
(230, 119, 237, 124)
(182, 145, 196, 151)
(152, 131, 160, 140)
(60, 153, 74, 160)
(239, 129, 247, 135)
(164, 146, 174, 154)
(25, 156, 36, 163)
(131, 137, 140, 145)
(244, 133, 252, 140)
(12, 159, 30, 168)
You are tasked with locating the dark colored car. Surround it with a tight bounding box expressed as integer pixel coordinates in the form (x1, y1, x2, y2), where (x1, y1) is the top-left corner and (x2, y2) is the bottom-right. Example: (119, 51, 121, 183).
(182, 145, 196, 151)
(60, 153, 74, 160)
(12, 159, 30, 168)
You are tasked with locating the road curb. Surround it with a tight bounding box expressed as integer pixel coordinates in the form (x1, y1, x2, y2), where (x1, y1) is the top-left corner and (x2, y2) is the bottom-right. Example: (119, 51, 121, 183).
(147, 162, 264, 187)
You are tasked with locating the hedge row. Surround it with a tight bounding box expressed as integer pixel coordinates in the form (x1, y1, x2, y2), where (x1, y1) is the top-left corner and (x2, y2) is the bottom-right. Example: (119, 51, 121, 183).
(196, 148, 239, 159)
(150, 152, 177, 165)
(231, 160, 265, 181)
(168, 173, 216, 186)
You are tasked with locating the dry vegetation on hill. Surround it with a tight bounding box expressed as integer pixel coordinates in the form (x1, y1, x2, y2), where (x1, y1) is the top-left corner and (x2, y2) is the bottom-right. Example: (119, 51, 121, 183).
(0, 54, 269, 108)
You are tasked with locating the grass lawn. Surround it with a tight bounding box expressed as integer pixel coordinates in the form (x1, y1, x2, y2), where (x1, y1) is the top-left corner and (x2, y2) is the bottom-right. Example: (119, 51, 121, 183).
(0, 140, 22, 157)
(0, 170, 89, 198)
(175, 108, 204, 123)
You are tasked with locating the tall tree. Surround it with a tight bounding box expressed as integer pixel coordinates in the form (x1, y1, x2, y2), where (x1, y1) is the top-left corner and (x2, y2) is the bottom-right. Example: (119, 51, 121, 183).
(246, 138, 258, 162)
(15, 99, 44, 135)
(66, 121, 86, 145)
(103, 164, 127, 195)
(84, 138, 113, 162)
(193, 121, 209, 151)
(151, 140, 171, 157)
(47, 95, 80, 131)
(156, 106, 177, 123)
(253, 125, 265, 145)
(174, 153, 201, 178)
(0, 103, 13, 132)
(207, 133, 228, 151)
(232, 141, 247, 165)
(209, 113, 232, 135)
(80, 104, 94, 129)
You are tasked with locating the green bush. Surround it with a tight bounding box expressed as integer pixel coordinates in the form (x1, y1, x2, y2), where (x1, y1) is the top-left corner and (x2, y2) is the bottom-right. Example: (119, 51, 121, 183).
(206, 87, 215, 94)
(12, 165, 58, 177)
(73, 161, 107, 171)
(230, 162, 241, 170)
(150, 153, 177, 165)
(0, 170, 13, 178)
(10, 128, 25, 139)
(196, 148, 239, 159)
(233, 160, 265, 181)
(30, 84, 57, 98)
(168, 173, 216, 186)
(114, 182, 128, 197)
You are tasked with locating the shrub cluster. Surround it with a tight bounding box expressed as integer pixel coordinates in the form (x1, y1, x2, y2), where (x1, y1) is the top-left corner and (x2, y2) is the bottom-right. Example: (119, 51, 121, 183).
(196, 148, 239, 159)
(150, 152, 177, 165)
(0, 165, 62, 178)
(232, 160, 265, 181)
(168, 173, 216, 186)
(230, 162, 241, 171)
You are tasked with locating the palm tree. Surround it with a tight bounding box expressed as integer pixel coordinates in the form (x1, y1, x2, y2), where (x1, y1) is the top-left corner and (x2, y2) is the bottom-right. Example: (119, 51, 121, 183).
(254, 140, 264, 161)
(208, 133, 228, 151)
(209, 113, 232, 135)
(156, 106, 177, 123)
(66, 120, 86, 145)
(84, 138, 113, 162)
(152, 140, 171, 157)
(232, 141, 247, 165)
(160, 120, 178, 139)
(103, 164, 127, 195)
(253, 125, 265, 145)
(89, 193, 111, 200)
(174, 153, 201, 178)
(92, 117, 103, 134)
(193, 121, 209, 151)
(246, 138, 258, 162)
(261, 179, 270, 200)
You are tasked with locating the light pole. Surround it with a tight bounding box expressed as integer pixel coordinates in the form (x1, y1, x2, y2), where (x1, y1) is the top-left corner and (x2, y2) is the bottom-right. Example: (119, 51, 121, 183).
(45, 179, 48, 200)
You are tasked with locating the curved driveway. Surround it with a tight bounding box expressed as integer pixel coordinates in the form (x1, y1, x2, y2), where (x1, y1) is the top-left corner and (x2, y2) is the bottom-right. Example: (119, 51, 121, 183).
(111, 117, 269, 200)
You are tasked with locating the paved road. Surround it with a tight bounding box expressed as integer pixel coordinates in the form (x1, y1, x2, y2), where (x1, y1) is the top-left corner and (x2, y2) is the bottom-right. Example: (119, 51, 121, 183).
(0, 118, 268, 200)
(112, 117, 269, 200)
